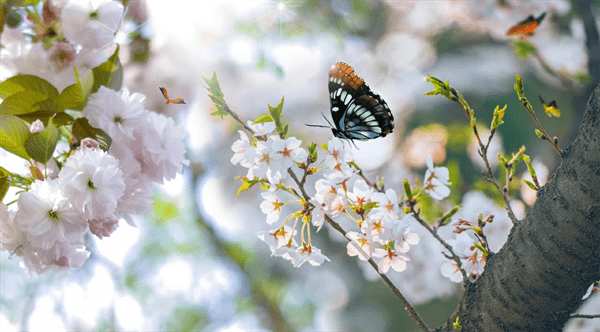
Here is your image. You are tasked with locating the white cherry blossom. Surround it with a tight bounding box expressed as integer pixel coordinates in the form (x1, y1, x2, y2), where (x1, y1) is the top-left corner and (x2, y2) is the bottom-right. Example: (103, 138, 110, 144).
(82, 86, 147, 141)
(259, 192, 283, 224)
(373, 248, 410, 273)
(247, 121, 276, 137)
(294, 245, 330, 267)
(13, 179, 86, 250)
(424, 155, 451, 200)
(346, 231, 374, 261)
(371, 188, 400, 217)
(61, 0, 124, 50)
(58, 147, 125, 219)
(231, 130, 258, 168)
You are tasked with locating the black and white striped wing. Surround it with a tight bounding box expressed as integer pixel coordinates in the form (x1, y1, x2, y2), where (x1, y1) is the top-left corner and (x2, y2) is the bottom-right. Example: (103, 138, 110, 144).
(328, 62, 394, 140)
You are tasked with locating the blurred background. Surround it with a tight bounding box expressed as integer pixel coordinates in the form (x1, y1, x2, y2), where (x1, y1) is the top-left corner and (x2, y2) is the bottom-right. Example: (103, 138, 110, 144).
(1, 0, 599, 331)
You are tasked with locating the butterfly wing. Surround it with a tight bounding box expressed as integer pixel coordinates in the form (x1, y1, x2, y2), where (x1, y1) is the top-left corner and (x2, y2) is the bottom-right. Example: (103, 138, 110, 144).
(539, 96, 560, 117)
(168, 98, 186, 104)
(159, 87, 170, 102)
(160, 87, 186, 104)
(507, 12, 546, 36)
(328, 62, 394, 140)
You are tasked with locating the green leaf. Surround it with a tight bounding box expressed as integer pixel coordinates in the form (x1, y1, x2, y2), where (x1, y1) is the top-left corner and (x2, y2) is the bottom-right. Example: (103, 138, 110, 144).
(10, 0, 43, 6)
(203, 72, 230, 116)
(441, 205, 461, 224)
(210, 109, 229, 118)
(424, 74, 456, 101)
(237, 178, 260, 195)
(253, 114, 274, 124)
(307, 142, 317, 161)
(507, 145, 526, 165)
(24, 116, 59, 164)
(0, 74, 59, 99)
(72, 118, 112, 151)
(404, 178, 413, 200)
(203, 71, 224, 99)
(535, 129, 544, 139)
(523, 179, 538, 191)
(268, 96, 284, 120)
(282, 124, 289, 138)
(512, 40, 536, 59)
(0, 90, 54, 116)
(514, 75, 524, 97)
(469, 109, 477, 129)
(17, 110, 74, 128)
(523, 154, 537, 178)
(497, 153, 509, 166)
(58, 67, 94, 110)
(0, 166, 10, 202)
(453, 316, 462, 331)
(0, 115, 31, 160)
(575, 71, 593, 85)
(491, 104, 507, 130)
(268, 96, 285, 136)
(91, 45, 122, 93)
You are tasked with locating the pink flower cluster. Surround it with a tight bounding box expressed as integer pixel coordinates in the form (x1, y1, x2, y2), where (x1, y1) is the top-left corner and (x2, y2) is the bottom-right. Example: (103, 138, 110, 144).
(0, 86, 188, 275)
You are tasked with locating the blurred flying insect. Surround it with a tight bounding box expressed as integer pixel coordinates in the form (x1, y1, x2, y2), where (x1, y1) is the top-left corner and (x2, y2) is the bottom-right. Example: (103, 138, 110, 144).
(159, 87, 185, 104)
(507, 12, 547, 37)
(539, 96, 561, 117)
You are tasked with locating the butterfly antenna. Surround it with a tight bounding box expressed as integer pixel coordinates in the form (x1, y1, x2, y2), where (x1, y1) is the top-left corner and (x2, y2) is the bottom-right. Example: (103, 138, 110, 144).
(306, 112, 335, 129)
(321, 111, 335, 128)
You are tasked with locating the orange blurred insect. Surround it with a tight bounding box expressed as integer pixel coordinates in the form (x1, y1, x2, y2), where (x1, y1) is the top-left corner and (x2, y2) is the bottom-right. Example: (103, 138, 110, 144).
(159, 87, 185, 104)
(506, 12, 546, 37)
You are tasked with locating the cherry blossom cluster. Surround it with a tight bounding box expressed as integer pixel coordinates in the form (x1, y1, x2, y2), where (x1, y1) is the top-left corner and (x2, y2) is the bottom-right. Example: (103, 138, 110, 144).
(0, 87, 188, 275)
(2, 0, 125, 91)
(231, 121, 308, 184)
(231, 122, 454, 273)
(441, 217, 492, 282)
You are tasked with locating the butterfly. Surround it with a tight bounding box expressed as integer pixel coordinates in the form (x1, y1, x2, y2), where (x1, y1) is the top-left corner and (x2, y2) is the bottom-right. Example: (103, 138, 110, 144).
(159, 87, 185, 104)
(307, 62, 394, 143)
(507, 12, 547, 37)
(539, 96, 561, 117)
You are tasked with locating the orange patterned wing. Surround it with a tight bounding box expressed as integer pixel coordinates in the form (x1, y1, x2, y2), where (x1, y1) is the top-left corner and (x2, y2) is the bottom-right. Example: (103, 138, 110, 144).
(507, 12, 546, 36)
(159, 87, 186, 104)
(159, 87, 170, 101)
(167, 98, 185, 104)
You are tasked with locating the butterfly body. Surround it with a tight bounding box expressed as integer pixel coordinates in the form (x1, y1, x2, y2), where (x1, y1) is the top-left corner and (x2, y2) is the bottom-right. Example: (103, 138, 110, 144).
(327, 62, 394, 141)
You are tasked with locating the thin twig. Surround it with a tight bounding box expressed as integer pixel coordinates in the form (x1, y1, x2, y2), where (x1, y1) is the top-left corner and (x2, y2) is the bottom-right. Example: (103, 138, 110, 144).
(412, 213, 469, 285)
(453, 95, 519, 224)
(324, 215, 432, 332)
(532, 48, 577, 92)
(517, 96, 563, 155)
(570, 314, 600, 319)
(287, 166, 430, 331)
(356, 168, 378, 191)
(223, 100, 430, 330)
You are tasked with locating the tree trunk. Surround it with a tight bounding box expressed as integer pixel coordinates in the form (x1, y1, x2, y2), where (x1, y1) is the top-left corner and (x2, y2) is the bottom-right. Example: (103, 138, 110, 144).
(437, 85, 600, 332)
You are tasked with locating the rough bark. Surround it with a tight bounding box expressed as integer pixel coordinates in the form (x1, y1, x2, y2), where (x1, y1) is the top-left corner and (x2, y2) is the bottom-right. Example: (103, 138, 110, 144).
(436, 86, 600, 332)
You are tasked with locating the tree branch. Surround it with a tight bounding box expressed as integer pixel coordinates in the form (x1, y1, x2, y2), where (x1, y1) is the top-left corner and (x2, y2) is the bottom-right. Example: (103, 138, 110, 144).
(436, 85, 600, 331)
